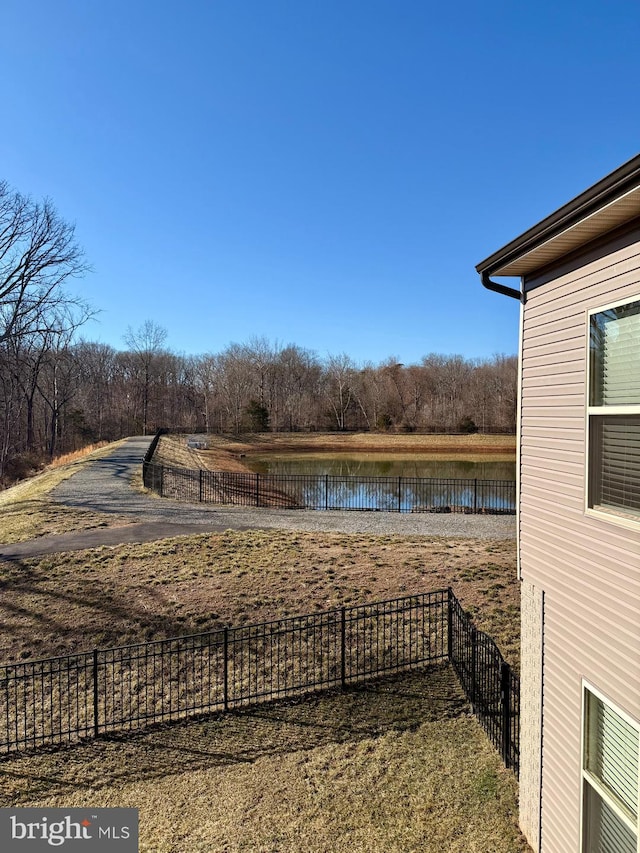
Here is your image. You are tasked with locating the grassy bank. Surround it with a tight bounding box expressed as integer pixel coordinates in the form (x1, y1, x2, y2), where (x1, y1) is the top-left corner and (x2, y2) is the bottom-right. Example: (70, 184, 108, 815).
(203, 432, 516, 454)
(154, 432, 516, 475)
(0, 441, 132, 544)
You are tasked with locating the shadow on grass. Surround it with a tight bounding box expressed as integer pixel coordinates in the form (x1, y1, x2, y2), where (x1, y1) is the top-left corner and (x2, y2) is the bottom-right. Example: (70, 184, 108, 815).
(0, 554, 209, 658)
(1, 664, 470, 804)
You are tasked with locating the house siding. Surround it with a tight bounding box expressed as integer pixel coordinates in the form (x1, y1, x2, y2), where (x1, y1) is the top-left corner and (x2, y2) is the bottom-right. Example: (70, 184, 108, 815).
(519, 227, 640, 852)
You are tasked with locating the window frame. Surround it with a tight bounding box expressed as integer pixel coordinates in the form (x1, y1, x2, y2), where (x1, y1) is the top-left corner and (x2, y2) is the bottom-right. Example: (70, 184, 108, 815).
(585, 294, 640, 529)
(581, 681, 640, 853)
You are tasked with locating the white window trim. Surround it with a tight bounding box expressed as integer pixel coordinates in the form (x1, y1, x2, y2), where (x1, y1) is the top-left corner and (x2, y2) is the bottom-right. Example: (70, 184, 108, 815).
(580, 680, 640, 853)
(584, 294, 640, 530)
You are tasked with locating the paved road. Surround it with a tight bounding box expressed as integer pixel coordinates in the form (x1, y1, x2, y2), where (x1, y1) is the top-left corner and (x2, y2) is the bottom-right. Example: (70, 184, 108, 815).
(0, 436, 515, 560)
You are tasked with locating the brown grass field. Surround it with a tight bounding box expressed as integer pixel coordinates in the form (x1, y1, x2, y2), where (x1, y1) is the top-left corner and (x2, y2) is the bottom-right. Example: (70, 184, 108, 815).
(0, 436, 530, 852)
(0, 530, 519, 668)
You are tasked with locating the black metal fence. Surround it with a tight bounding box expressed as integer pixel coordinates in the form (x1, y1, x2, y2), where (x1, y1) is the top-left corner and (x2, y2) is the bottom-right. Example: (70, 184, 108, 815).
(142, 428, 168, 464)
(142, 462, 516, 515)
(0, 592, 448, 750)
(448, 591, 520, 774)
(0, 589, 519, 775)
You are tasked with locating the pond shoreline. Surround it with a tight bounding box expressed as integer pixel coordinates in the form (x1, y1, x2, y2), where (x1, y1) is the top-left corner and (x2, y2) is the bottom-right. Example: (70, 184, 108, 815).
(155, 432, 516, 476)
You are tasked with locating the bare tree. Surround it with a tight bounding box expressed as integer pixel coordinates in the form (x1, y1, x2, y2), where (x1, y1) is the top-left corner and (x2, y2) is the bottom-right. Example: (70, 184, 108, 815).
(267, 344, 320, 431)
(73, 341, 118, 440)
(0, 342, 23, 478)
(324, 354, 357, 431)
(217, 344, 254, 433)
(36, 328, 80, 458)
(193, 354, 220, 432)
(0, 181, 90, 345)
(123, 320, 168, 435)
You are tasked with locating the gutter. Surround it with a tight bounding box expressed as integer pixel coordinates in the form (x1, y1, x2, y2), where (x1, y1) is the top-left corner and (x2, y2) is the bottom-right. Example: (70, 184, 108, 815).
(480, 270, 523, 302)
(478, 270, 524, 589)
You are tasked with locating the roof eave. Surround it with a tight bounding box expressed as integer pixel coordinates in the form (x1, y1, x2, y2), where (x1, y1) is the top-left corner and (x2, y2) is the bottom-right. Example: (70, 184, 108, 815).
(476, 152, 640, 278)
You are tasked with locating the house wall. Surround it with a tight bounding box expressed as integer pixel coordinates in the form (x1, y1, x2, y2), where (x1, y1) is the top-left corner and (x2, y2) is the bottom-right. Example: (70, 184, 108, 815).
(519, 221, 640, 852)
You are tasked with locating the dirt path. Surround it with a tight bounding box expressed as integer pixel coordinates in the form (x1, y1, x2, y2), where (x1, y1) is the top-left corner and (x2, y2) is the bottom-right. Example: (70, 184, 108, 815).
(0, 437, 515, 561)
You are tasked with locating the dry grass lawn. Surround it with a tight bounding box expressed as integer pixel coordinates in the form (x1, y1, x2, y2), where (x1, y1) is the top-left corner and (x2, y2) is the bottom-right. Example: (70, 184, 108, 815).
(0, 441, 133, 544)
(1, 668, 530, 852)
(0, 530, 519, 670)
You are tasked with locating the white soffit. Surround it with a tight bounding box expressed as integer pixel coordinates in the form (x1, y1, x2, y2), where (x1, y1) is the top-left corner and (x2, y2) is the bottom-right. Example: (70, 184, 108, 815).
(493, 184, 640, 276)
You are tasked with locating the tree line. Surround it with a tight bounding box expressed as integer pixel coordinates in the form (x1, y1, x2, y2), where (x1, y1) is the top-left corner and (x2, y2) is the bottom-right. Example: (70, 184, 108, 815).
(0, 180, 517, 485)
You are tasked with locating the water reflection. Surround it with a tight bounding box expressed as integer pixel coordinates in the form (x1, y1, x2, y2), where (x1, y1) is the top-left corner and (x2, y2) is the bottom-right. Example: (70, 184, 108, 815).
(237, 455, 516, 513)
(246, 454, 516, 481)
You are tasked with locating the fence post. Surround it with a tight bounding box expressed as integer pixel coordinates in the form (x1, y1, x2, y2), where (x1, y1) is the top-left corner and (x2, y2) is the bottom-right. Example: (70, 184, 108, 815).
(255, 473, 260, 508)
(325, 474, 329, 511)
(473, 479, 478, 514)
(199, 468, 203, 503)
(397, 477, 402, 513)
(223, 627, 229, 712)
(501, 661, 511, 768)
(470, 626, 477, 710)
(93, 649, 99, 738)
(340, 607, 346, 688)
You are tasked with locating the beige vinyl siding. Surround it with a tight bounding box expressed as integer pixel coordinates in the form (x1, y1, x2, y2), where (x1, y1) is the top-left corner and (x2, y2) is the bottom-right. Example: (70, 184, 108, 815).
(519, 228, 640, 852)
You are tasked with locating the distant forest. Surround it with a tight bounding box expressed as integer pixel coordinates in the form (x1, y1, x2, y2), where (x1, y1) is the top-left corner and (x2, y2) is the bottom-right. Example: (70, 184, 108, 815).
(0, 181, 517, 485)
(1, 320, 517, 484)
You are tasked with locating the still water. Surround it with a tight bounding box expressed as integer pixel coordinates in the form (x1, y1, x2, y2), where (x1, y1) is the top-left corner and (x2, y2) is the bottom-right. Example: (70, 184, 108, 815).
(245, 454, 516, 481)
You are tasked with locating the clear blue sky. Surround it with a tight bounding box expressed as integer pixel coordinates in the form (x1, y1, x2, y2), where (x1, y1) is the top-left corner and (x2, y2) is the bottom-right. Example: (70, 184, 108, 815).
(2, 1, 638, 365)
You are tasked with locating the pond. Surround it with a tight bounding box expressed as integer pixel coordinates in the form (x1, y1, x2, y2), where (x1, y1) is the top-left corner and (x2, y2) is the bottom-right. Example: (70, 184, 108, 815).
(240, 454, 516, 513)
(244, 454, 516, 481)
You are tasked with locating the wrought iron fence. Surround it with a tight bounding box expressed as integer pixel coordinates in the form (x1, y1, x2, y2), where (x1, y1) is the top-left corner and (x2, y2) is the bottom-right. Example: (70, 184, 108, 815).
(0, 592, 447, 748)
(448, 591, 520, 774)
(0, 589, 519, 775)
(142, 462, 516, 515)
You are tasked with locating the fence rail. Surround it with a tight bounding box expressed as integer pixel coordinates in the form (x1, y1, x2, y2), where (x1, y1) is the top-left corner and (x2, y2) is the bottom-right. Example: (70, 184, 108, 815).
(0, 589, 519, 775)
(448, 592, 520, 773)
(142, 462, 516, 515)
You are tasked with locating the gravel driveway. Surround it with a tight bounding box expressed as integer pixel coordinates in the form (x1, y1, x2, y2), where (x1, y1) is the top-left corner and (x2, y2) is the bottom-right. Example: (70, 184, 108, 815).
(0, 437, 515, 561)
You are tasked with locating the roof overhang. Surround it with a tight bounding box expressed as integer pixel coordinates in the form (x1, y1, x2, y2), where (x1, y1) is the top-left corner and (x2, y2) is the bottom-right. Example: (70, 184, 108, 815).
(476, 153, 640, 278)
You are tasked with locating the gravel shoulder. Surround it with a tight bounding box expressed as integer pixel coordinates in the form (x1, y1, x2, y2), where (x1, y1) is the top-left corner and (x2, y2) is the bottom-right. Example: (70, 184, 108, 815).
(0, 437, 515, 560)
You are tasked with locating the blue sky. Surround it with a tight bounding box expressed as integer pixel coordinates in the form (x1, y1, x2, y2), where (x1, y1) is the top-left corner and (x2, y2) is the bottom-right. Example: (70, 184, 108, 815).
(2, 1, 638, 365)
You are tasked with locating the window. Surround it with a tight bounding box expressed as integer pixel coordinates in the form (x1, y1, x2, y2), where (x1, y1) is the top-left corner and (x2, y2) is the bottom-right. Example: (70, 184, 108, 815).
(582, 686, 640, 852)
(588, 298, 640, 521)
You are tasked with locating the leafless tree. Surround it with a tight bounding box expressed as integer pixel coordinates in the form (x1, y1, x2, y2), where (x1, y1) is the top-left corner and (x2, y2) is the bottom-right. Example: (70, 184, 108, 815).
(274, 345, 322, 431)
(193, 354, 220, 433)
(123, 320, 168, 435)
(73, 341, 118, 440)
(0, 181, 90, 345)
(36, 328, 80, 458)
(324, 354, 356, 431)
